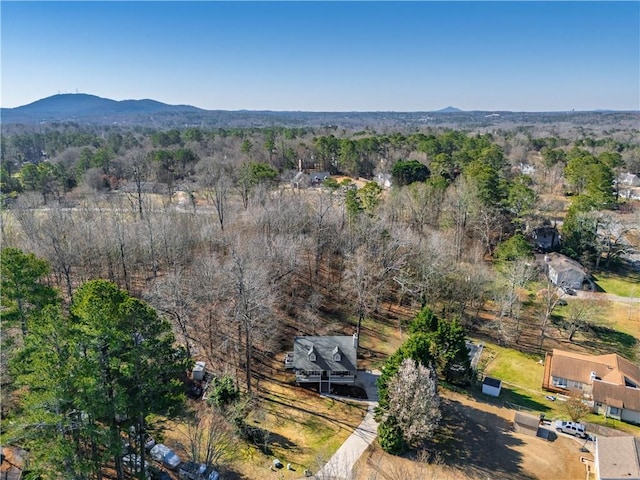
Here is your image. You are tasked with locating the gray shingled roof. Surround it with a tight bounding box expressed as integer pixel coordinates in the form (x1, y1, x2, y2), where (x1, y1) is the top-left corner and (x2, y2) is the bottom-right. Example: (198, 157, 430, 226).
(293, 336, 357, 372)
(597, 436, 640, 480)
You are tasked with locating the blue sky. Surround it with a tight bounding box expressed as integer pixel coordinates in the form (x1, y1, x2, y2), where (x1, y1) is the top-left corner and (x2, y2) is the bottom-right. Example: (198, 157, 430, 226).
(2, 1, 639, 111)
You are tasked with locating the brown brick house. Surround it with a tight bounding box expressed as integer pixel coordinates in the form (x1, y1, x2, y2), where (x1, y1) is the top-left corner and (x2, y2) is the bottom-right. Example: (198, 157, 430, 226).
(542, 349, 640, 424)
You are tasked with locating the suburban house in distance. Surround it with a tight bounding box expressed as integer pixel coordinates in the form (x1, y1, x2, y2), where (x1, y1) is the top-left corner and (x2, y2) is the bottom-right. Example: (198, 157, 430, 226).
(542, 349, 640, 424)
(530, 224, 560, 252)
(309, 171, 331, 186)
(291, 335, 358, 393)
(595, 436, 640, 480)
(544, 253, 587, 290)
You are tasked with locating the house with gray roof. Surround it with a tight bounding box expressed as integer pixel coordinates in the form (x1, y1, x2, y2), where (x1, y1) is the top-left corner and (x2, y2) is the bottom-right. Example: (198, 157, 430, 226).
(292, 335, 358, 393)
(544, 253, 586, 290)
(596, 436, 640, 480)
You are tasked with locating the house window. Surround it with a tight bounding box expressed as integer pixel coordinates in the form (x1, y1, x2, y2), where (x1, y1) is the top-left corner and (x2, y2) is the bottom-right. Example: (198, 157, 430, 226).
(609, 406, 620, 417)
(309, 353, 316, 362)
(332, 346, 341, 362)
(553, 377, 568, 388)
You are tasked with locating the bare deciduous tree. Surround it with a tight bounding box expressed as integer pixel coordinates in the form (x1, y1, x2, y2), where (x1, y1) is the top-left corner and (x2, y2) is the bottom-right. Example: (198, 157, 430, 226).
(197, 155, 234, 231)
(563, 390, 591, 422)
(442, 177, 477, 263)
(562, 299, 604, 342)
(224, 238, 277, 394)
(345, 224, 407, 344)
(181, 410, 233, 470)
(493, 259, 538, 344)
(536, 277, 566, 352)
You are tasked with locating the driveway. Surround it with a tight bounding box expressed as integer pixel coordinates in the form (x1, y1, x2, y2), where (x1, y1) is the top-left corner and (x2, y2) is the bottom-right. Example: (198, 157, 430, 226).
(314, 370, 380, 480)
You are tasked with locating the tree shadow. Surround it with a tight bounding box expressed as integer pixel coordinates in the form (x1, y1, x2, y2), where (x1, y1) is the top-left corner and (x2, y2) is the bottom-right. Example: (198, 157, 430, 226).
(498, 387, 553, 413)
(268, 430, 300, 453)
(425, 398, 535, 480)
(580, 325, 638, 359)
(464, 385, 552, 414)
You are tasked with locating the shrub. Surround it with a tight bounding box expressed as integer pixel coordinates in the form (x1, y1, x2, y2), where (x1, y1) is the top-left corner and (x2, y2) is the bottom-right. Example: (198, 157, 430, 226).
(207, 375, 239, 408)
(378, 416, 407, 455)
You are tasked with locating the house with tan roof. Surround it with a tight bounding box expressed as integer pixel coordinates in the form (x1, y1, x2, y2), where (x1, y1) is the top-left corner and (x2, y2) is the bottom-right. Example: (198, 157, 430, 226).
(595, 436, 640, 480)
(542, 349, 640, 424)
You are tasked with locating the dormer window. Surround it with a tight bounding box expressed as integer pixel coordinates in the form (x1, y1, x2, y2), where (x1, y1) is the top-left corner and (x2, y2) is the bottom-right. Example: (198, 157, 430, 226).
(308, 345, 316, 362)
(333, 346, 341, 362)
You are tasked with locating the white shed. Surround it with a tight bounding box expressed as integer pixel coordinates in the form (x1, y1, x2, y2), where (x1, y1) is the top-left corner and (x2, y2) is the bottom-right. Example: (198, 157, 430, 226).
(482, 377, 502, 397)
(192, 361, 206, 381)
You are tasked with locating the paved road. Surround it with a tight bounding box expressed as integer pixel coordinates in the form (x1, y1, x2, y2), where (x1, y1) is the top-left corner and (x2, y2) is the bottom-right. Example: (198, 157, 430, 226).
(314, 370, 380, 480)
(575, 289, 640, 303)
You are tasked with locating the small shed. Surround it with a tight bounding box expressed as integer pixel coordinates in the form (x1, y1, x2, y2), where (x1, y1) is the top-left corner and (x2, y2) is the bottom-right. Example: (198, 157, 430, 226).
(192, 361, 206, 381)
(482, 377, 502, 397)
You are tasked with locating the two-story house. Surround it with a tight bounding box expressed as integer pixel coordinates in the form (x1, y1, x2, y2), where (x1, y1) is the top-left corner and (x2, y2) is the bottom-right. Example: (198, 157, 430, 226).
(292, 335, 358, 394)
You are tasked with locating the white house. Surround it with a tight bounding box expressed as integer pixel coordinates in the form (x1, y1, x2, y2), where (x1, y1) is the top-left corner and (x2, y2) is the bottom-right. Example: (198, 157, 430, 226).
(375, 172, 393, 189)
(619, 172, 640, 187)
(544, 253, 586, 290)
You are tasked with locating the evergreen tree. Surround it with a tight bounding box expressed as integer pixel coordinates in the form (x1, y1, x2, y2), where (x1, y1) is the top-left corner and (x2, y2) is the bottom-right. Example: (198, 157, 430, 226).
(7, 280, 190, 480)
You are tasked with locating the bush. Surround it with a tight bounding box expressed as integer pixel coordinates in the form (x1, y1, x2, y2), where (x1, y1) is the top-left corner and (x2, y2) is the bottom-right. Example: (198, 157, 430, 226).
(378, 416, 407, 455)
(207, 375, 239, 408)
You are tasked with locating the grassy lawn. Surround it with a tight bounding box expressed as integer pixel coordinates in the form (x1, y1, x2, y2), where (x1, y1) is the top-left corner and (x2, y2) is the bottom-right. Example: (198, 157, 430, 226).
(479, 342, 546, 392)
(552, 298, 639, 360)
(592, 270, 640, 297)
(583, 412, 640, 435)
(359, 315, 404, 370)
(606, 301, 640, 335)
(475, 341, 560, 415)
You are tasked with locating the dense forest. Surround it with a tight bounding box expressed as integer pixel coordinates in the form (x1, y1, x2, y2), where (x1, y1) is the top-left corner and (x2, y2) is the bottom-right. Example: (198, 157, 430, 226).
(1, 119, 639, 478)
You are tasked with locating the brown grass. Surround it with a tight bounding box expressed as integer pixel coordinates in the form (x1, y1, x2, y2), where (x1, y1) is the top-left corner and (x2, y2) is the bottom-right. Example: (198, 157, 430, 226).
(354, 389, 590, 480)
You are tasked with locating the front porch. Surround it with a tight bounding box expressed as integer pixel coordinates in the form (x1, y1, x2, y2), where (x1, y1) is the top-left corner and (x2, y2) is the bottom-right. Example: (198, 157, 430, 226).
(295, 370, 356, 386)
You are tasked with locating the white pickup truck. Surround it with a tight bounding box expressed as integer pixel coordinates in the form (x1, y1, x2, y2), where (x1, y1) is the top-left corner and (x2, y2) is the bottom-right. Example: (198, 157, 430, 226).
(554, 420, 588, 438)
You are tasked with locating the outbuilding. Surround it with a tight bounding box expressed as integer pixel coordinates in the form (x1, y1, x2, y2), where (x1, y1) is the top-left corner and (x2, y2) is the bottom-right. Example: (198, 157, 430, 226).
(482, 376, 502, 397)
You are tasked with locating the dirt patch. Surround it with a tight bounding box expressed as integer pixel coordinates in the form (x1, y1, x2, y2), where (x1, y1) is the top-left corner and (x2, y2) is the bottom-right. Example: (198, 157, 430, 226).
(355, 389, 590, 480)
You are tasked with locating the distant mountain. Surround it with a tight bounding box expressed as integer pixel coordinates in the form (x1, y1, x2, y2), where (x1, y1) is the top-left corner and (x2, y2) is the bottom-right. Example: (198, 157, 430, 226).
(1, 93, 203, 122)
(2, 94, 638, 129)
(436, 106, 463, 113)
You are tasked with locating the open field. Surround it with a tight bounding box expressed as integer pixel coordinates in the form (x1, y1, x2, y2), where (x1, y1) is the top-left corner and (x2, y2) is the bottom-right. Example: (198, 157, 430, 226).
(592, 270, 640, 298)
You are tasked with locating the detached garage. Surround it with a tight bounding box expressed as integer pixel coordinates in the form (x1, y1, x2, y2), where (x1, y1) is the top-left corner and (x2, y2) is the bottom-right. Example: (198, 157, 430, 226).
(482, 377, 502, 397)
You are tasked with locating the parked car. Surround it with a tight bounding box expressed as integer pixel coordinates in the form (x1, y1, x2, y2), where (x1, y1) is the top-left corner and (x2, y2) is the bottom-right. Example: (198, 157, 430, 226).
(144, 434, 156, 450)
(150, 444, 182, 470)
(122, 453, 151, 478)
(554, 420, 587, 438)
(178, 461, 219, 480)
